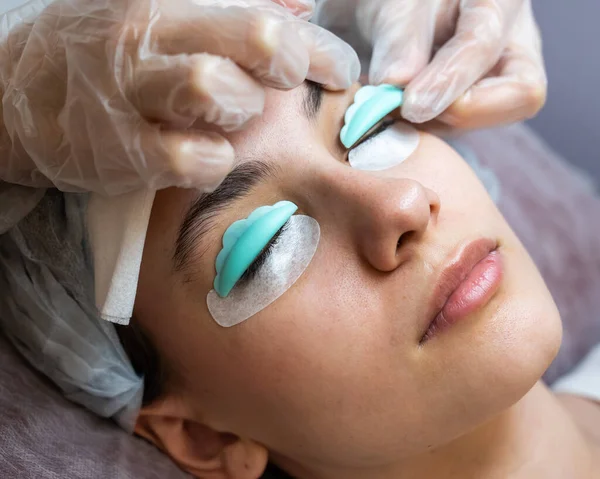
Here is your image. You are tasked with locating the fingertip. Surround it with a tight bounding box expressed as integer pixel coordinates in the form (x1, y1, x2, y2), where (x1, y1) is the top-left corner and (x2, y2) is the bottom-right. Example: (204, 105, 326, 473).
(527, 83, 547, 117)
(370, 63, 417, 88)
(365, 1, 435, 87)
(369, 45, 429, 87)
(254, 16, 310, 89)
(401, 88, 441, 124)
(394, 50, 460, 123)
(438, 79, 549, 129)
(301, 24, 360, 90)
(170, 133, 235, 192)
(190, 54, 266, 130)
(321, 49, 361, 90)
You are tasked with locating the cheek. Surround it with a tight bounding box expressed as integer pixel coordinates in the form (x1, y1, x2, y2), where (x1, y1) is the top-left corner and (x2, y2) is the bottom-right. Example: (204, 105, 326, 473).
(412, 136, 491, 205)
(400, 135, 502, 237)
(417, 241, 562, 446)
(398, 138, 562, 437)
(210, 263, 401, 403)
(200, 250, 432, 463)
(200, 143, 506, 455)
(470, 232, 562, 396)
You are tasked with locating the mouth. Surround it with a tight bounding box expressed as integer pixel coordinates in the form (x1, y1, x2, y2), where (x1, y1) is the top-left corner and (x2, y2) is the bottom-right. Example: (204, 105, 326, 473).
(420, 238, 503, 344)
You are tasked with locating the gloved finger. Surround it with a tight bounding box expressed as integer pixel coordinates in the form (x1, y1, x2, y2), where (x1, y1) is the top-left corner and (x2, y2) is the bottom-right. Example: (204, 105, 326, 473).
(295, 21, 360, 90)
(271, 0, 315, 20)
(402, 0, 524, 123)
(129, 53, 265, 132)
(430, 0, 462, 46)
(437, 52, 546, 129)
(437, 1, 546, 129)
(151, 5, 309, 89)
(151, 3, 359, 90)
(142, 128, 235, 193)
(358, 0, 438, 86)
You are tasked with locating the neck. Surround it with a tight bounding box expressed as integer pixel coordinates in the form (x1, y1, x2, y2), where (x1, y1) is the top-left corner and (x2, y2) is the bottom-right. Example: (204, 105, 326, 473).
(284, 382, 595, 479)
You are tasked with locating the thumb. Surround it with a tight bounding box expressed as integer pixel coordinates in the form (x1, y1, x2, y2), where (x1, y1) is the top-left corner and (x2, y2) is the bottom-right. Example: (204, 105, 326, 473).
(358, 1, 437, 85)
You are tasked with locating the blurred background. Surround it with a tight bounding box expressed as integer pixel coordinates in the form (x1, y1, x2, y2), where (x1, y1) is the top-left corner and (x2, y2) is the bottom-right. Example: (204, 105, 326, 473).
(529, 0, 600, 182)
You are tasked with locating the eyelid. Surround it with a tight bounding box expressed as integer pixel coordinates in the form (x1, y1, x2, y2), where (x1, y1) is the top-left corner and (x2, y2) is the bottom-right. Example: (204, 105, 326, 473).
(345, 119, 395, 160)
(214, 201, 297, 297)
(362, 119, 395, 144)
(238, 221, 288, 283)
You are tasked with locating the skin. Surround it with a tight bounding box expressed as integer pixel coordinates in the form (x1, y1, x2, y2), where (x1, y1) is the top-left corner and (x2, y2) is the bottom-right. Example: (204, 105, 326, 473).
(133, 84, 598, 479)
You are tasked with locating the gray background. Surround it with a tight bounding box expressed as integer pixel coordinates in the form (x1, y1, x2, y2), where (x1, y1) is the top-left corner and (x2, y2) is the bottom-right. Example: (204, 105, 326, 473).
(529, 0, 600, 181)
(1, 0, 598, 179)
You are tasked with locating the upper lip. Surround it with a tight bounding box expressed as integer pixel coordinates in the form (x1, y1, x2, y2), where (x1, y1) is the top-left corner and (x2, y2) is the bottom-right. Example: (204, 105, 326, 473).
(421, 238, 498, 339)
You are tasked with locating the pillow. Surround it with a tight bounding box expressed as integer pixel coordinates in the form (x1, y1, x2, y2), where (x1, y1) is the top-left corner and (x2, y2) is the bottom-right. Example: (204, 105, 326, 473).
(0, 332, 190, 479)
(1, 123, 599, 477)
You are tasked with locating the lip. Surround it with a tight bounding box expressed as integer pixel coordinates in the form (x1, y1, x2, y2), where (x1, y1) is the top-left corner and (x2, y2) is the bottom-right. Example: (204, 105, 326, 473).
(421, 238, 502, 343)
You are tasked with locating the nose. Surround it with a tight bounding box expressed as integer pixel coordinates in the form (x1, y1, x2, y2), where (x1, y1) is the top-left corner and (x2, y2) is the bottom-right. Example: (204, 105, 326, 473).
(321, 169, 440, 272)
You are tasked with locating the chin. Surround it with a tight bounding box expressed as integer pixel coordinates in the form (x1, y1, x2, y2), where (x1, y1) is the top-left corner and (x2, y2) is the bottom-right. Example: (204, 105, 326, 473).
(476, 283, 563, 417)
(514, 294, 563, 382)
(440, 273, 562, 431)
(480, 237, 563, 402)
(404, 292, 562, 457)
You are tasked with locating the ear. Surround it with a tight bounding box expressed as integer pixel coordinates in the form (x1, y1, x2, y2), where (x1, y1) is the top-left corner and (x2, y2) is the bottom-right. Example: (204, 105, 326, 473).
(135, 398, 269, 479)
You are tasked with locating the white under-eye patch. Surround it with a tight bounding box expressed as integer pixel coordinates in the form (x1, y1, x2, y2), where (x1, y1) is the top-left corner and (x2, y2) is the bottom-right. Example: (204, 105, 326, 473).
(348, 123, 420, 171)
(207, 215, 320, 327)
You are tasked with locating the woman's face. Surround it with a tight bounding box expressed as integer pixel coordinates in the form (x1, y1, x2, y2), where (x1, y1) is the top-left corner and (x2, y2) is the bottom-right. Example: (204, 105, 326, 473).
(134, 83, 562, 474)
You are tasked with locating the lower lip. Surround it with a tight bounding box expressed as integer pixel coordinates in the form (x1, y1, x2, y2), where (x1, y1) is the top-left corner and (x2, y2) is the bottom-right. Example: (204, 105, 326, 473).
(423, 250, 503, 341)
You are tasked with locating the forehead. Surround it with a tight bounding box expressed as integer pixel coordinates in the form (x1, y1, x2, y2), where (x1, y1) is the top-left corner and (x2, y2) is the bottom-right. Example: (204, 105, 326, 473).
(225, 86, 322, 168)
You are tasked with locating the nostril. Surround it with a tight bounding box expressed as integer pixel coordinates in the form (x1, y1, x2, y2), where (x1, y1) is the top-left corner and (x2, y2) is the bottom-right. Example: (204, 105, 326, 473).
(397, 231, 415, 251)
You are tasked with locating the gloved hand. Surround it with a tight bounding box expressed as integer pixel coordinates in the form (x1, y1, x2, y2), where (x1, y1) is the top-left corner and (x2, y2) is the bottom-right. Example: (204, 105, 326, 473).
(0, 0, 359, 195)
(316, 0, 546, 129)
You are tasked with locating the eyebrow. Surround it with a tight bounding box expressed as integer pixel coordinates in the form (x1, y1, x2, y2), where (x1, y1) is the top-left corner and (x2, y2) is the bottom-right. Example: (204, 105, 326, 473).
(302, 81, 325, 120)
(173, 160, 279, 273)
(173, 82, 320, 275)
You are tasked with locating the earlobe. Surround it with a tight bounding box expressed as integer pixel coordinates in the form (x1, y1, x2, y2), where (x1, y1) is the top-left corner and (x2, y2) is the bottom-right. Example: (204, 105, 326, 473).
(134, 399, 268, 479)
(221, 437, 270, 479)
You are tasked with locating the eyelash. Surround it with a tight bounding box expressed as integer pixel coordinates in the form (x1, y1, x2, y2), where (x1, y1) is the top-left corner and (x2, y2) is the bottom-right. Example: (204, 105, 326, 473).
(237, 120, 396, 285)
(238, 220, 290, 284)
(346, 119, 395, 159)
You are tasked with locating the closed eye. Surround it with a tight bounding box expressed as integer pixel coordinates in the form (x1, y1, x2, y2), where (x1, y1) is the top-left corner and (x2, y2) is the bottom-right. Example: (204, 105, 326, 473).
(346, 119, 396, 161)
(237, 220, 289, 284)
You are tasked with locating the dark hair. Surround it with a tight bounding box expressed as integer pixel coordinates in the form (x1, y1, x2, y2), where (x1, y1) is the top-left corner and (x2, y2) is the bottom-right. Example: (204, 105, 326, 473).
(115, 319, 164, 407)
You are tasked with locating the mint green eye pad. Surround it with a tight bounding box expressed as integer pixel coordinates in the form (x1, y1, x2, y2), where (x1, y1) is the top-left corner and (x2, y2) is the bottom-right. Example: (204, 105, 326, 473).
(340, 84, 404, 149)
(214, 201, 298, 297)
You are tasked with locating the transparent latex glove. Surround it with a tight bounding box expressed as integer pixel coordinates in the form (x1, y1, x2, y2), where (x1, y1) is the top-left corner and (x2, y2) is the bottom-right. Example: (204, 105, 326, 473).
(0, 0, 359, 195)
(317, 0, 546, 129)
